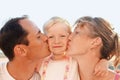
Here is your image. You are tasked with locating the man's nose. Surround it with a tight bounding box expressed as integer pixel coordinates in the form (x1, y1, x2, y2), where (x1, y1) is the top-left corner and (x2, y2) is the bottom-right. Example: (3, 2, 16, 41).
(42, 34, 48, 41)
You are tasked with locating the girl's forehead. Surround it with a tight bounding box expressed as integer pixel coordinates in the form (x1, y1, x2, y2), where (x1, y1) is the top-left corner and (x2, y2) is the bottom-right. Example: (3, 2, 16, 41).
(47, 23, 70, 32)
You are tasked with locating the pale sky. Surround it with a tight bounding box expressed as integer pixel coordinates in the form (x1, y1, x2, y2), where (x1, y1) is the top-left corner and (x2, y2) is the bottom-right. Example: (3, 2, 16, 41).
(0, 0, 120, 34)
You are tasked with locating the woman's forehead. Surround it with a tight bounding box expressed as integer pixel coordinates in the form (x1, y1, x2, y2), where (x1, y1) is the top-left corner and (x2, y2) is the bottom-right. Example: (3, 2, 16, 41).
(75, 24, 92, 35)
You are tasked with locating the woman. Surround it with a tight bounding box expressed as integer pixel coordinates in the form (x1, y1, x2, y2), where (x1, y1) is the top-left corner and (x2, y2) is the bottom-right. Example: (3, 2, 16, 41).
(67, 16, 120, 80)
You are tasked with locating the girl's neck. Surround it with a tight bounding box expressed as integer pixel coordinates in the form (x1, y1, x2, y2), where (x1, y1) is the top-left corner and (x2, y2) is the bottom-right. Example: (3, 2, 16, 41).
(52, 52, 66, 60)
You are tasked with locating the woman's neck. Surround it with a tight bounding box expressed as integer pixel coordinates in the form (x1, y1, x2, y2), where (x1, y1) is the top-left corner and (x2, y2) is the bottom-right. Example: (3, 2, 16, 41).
(72, 52, 100, 80)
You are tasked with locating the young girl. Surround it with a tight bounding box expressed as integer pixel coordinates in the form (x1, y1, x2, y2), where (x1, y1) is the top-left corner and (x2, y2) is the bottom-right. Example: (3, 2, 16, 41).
(39, 17, 108, 80)
(40, 17, 80, 80)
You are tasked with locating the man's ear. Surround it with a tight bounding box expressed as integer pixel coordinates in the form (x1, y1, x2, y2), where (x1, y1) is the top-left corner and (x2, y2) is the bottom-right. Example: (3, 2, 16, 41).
(14, 44, 28, 56)
(91, 37, 102, 48)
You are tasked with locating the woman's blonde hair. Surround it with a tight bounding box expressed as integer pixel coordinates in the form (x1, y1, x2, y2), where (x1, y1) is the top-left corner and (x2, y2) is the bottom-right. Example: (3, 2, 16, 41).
(75, 16, 120, 67)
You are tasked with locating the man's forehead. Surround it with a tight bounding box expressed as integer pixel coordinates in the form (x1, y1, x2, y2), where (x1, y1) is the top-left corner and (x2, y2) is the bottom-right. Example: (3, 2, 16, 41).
(19, 19, 40, 33)
(19, 19, 35, 28)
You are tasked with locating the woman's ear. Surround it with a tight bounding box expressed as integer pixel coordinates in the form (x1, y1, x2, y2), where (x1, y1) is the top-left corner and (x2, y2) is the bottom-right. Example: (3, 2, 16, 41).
(14, 45, 28, 56)
(91, 37, 102, 48)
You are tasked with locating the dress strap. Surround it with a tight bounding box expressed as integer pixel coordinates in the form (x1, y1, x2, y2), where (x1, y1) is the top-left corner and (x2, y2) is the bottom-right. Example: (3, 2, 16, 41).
(114, 73, 120, 80)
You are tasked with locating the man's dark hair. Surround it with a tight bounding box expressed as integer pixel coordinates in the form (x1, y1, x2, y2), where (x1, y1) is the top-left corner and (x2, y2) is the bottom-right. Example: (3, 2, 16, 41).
(0, 16, 29, 61)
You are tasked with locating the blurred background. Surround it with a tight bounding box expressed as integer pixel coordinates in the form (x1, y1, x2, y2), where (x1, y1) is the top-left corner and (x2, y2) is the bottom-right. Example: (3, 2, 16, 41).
(0, 0, 120, 70)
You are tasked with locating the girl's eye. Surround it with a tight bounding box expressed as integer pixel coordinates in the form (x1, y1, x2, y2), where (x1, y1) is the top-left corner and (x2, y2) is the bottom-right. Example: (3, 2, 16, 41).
(60, 35, 66, 37)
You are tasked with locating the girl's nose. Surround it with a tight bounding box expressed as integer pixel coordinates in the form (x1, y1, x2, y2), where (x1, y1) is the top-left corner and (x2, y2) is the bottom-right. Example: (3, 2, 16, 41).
(54, 37, 60, 44)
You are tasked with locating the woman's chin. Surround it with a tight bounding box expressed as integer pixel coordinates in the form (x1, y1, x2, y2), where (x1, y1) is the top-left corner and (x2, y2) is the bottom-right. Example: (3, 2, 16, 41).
(66, 51, 75, 56)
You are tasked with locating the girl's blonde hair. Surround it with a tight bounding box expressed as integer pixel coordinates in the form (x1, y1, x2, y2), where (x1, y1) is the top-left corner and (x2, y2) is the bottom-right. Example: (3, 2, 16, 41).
(43, 16, 71, 34)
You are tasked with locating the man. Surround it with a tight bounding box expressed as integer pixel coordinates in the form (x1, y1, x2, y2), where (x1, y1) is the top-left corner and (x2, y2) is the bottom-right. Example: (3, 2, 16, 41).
(0, 16, 50, 80)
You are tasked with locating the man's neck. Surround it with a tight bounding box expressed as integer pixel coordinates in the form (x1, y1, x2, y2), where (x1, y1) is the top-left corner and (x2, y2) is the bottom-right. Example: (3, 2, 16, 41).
(7, 59, 37, 80)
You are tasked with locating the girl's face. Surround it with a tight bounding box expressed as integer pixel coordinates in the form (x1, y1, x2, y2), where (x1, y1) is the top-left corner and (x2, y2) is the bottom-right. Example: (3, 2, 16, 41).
(67, 25, 94, 56)
(46, 22, 70, 55)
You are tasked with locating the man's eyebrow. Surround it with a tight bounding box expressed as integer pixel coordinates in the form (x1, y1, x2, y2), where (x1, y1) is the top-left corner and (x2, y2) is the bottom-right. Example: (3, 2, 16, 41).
(36, 30, 41, 35)
(35, 30, 41, 35)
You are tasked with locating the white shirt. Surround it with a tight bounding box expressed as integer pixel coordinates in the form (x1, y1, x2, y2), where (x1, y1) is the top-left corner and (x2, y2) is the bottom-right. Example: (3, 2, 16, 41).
(0, 62, 41, 80)
(40, 56, 80, 80)
(0, 62, 15, 80)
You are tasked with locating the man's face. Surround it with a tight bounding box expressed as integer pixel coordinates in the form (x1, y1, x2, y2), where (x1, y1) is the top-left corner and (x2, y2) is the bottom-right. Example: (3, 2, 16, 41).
(19, 19, 50, 60)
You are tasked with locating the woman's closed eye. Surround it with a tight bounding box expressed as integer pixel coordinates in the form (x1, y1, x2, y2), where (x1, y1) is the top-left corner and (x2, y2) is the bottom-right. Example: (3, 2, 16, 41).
(75, 31, 79, 34)
(48, 36, 54, 39)
(37, 35, 41, 39)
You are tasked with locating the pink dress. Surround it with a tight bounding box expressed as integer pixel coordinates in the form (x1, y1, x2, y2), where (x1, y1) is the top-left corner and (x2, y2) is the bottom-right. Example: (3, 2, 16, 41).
(114, 73, 120, 80)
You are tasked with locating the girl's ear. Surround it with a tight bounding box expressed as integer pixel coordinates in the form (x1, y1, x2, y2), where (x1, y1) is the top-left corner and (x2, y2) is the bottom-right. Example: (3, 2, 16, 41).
(14, 44, 28, 56)
(91, 37, 102, 48)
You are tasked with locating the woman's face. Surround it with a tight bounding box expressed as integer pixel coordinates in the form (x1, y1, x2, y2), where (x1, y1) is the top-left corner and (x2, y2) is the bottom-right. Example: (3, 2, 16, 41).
(46, 22, 70, 55)
(67, 25, 94, 56)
